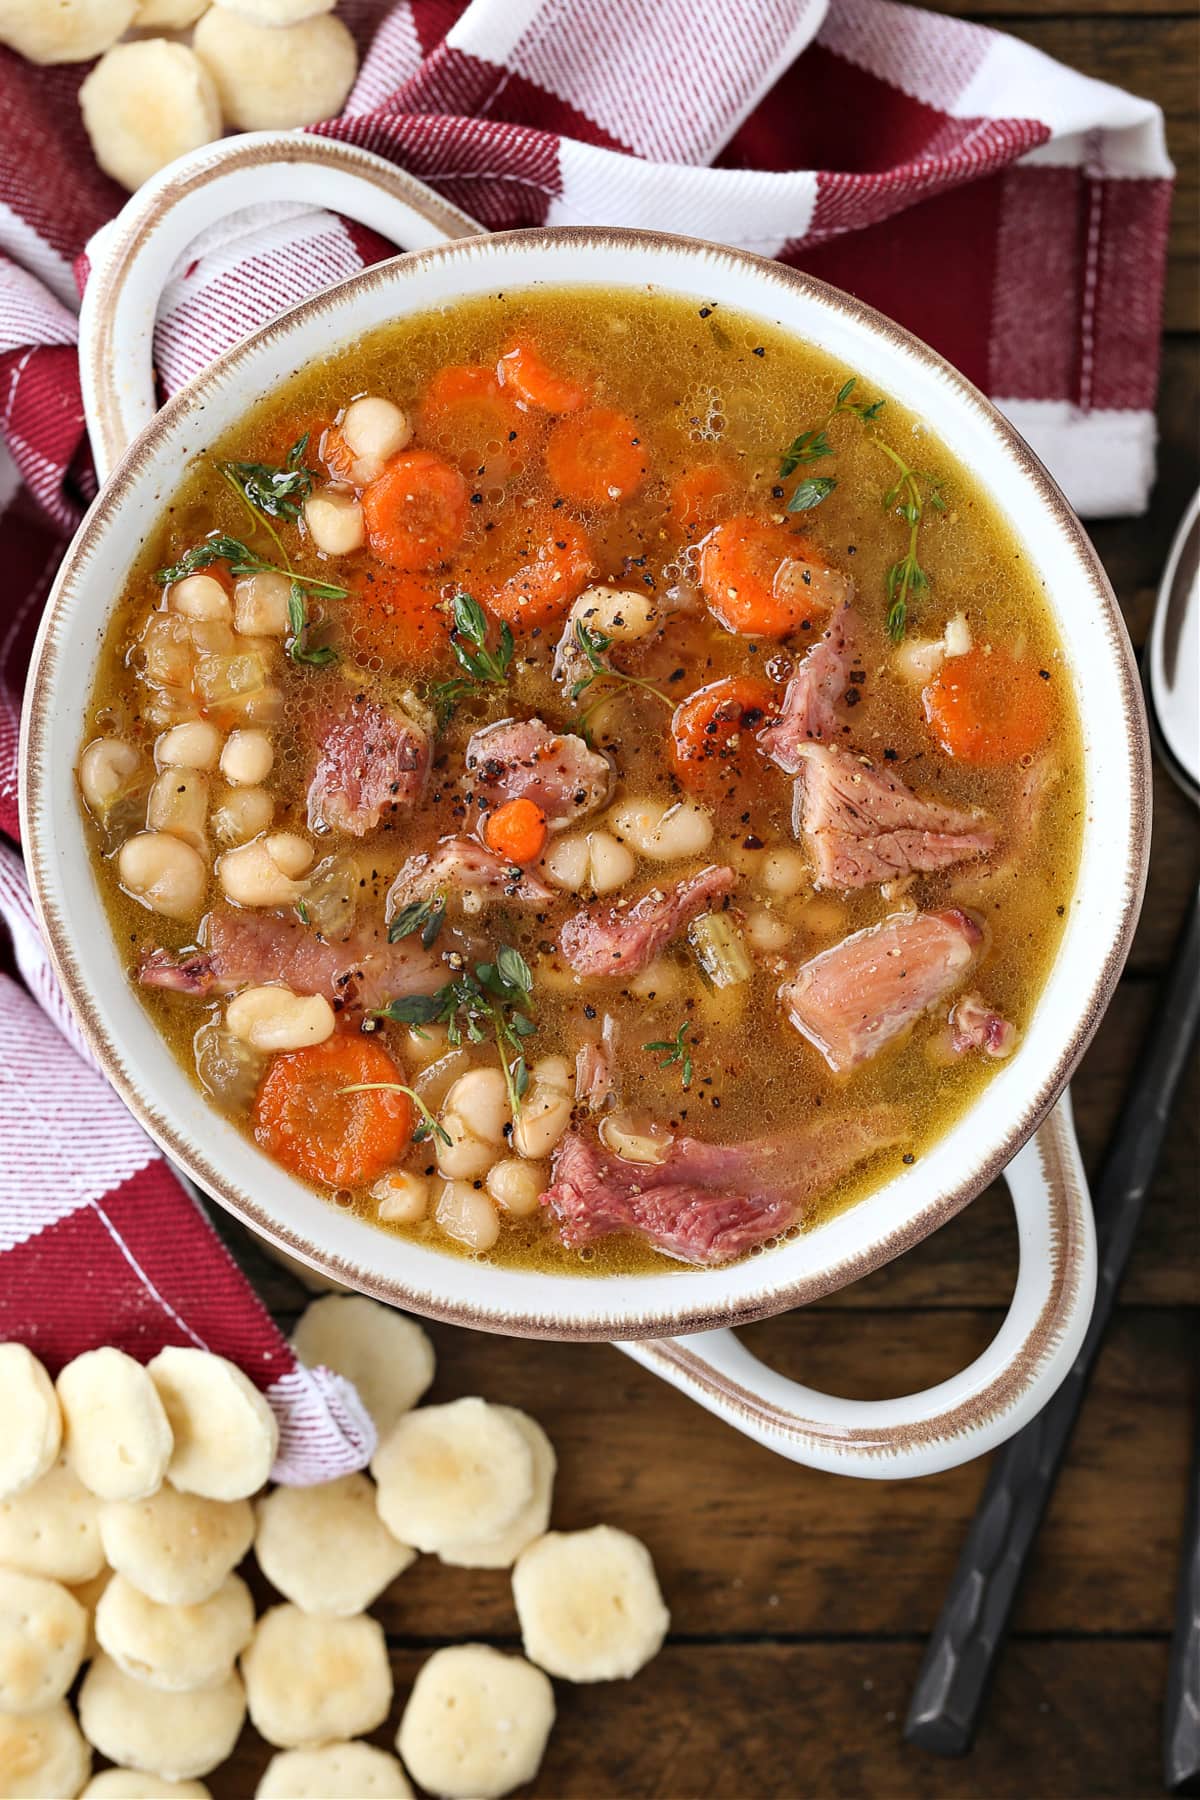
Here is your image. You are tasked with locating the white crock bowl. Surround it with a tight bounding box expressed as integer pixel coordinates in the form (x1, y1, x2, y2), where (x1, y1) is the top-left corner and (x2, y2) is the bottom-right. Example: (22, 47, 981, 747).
(21, 136, 1149, 1477)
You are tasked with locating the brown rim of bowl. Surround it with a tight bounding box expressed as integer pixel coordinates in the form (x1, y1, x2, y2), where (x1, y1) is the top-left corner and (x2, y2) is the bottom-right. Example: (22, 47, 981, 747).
(22, 224, 1152, 1343)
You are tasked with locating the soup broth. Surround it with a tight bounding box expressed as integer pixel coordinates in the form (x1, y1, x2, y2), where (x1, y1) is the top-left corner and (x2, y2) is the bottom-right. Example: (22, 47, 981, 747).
(78, 286, 1083, 1275)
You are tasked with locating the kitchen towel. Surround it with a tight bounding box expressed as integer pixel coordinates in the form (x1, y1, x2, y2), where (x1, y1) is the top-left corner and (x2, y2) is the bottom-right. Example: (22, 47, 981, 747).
(0, 0, 1173, 1474)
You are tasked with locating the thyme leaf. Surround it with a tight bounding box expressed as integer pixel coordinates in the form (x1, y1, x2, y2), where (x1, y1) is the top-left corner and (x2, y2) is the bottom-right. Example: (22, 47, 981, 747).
(287, 583, 338, 668)
(570, 621, 672, 740)
(388, 895, 446, 948)
(156, 532, 347, 600)
(218, 433, 315, 523)
(429, 593, 515, 727)
(643, 1021, 694, 1090)
(369, 946, 538, 1118)
(874, 442, 945, 642)
(786, 474, 838, 513)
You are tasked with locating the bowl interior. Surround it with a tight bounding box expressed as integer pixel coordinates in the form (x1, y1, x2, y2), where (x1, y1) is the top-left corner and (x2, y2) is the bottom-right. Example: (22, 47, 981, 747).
(21, 230, 1149, 1339)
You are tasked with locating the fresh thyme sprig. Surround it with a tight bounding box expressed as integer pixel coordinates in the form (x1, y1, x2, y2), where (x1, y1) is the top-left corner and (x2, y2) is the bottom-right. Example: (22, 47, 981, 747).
(155, 533, 346, 601)
(369, 945, 537, 1119)
(429, 594, 514, 727)
(219, 434, 314, 523)
(776, 377, 944, 638)
(387, 895, 447, 949)
(570, 621, 672, 742)
(335, 1081, 451, 1147)
(287, 584, 339, 667)
(643, 1021, 694, 1090)
(874, 442, 946, 643)
(777, 376, 885, 503)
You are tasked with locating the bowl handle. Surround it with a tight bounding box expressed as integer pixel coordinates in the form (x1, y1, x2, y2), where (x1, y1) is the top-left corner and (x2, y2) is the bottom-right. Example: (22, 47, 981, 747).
(78, 131, 481, 483)
(617, 1094, 1097, 1478)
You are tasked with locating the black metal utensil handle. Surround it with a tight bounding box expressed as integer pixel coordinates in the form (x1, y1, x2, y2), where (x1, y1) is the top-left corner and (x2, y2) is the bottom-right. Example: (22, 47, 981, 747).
(905, 882, 1200, 1758)
(1164, 1385, 1200, 1791)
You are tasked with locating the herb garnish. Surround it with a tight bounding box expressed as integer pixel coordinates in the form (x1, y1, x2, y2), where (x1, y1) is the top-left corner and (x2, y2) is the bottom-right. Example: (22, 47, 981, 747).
(335, 1082, 451, 1147)
(776, 377, 944, 638)
(429, 593, 514, 727)
(155, 534, 346, 601)
(875, 444, 946, 642)
(643, 1021, 694, 1090)
(370, 945, 536, 1119)
(287, 583, 339, 667)
(219, 433, 314, 523)
(569, 621, 672, 742)
(777, 377, 885, 497)
(387, 895, 447, 949)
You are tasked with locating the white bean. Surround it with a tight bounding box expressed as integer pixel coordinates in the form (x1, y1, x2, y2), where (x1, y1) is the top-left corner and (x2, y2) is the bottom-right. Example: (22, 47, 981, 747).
(436, 1068, 511, 1178)
(225, 984, 334, 1052)
(572, 585, 659, 642)
(304, 488, 364, 556)
(220, 728, 273, 787)
(212, 786, 274, 845)
(435, 1181, 500, 1253)
(586, 828, 635, 894)
(156, 719, 222, 771)
(744, 906, 793, 954)
(609, 797, 713, 861)
(118, 831, 207, 921)
(79, 737, 143, 819)
(626, 958, 683, 1001)
(761, 847, 809, 899)
(599, 1113, 672, 1166)
(217, 832, 313, 907)
(233, 570, 291, 637)
(146, 768, 209, 853)
(341, 396, 411, 465)
(541, 834, 590, 892)
(486, 1158, 545, 1218)
(167, 573, 231, 621)
(373, 1171, 429, 1225)
(512, 1056, 573, 1160)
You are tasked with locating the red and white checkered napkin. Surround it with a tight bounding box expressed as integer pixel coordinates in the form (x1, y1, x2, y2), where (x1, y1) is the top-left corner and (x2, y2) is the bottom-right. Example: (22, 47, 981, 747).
(0, 0, 1173, 1477)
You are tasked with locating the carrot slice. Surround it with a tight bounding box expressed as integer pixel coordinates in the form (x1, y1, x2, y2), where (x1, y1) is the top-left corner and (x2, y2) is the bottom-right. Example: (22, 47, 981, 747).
(362, 449, 468, 569)
(545, 407, 646, 506)
(484, 797, 549, 864)
(922, 646, 1055, 765)
(497, 339, 588, 414)
(699, 514, 837, 639)
(349, 570, 451, 671)
(668, 464, 737, 539)
(670, 676, 778, 795)
(482, 516, 594, 630)
(418, 363, 528, 480)
(253, 1034, 414, 1190)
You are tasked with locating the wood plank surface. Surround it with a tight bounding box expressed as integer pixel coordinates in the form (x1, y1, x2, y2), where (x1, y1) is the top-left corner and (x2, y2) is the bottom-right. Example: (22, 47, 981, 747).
(217, 1642, 1176, 1800)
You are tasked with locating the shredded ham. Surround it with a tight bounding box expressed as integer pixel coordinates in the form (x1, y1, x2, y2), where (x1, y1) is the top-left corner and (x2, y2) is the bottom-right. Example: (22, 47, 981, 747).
(780, 908, 983, 1073)
(541, 1108, 906, 1264)
(559, 866, 736, 977)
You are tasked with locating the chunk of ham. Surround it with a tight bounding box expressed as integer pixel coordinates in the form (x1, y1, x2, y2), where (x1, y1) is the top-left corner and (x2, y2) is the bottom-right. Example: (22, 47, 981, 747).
(307, 691, 430, 837)
(559, 865, 736, 977)
(758, 601, 862, 767)
(950, 991, 1018, 1059)
(792, 744, 995, 890)
(541, 1107, 906, 1265)
(139, 910, 441, 1013)
(386, 835, 554, 916)
(139, 948, 215, 996)
(781, 907, 983, 1073)
(575, 1015, 619, 1111)
(464, 717, 612, 829)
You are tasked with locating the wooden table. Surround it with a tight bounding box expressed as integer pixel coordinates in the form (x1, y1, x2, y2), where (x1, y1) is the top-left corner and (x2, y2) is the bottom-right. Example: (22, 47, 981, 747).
(217, 7, 1199, 1793)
